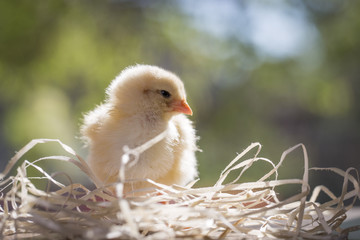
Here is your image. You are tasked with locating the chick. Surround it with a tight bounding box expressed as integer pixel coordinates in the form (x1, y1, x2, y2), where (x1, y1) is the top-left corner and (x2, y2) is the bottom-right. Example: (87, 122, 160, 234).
(81, 65, 198, 195)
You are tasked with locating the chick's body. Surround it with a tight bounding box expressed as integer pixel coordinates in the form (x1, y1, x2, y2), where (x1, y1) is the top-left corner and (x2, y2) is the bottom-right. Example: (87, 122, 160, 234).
(81, 65, 198, 194)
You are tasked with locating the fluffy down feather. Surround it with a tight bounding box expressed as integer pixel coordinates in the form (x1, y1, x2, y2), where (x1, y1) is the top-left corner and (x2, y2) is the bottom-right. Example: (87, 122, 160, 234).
(81, 65, 198, 195)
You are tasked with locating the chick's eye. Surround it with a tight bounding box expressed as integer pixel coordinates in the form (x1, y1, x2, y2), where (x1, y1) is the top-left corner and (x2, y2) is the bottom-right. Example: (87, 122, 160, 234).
(160, 90, 171, 98)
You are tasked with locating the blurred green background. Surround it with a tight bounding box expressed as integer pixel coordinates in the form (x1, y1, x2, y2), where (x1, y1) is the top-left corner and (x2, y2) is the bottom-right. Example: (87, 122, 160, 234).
(1, 0, 359, 202)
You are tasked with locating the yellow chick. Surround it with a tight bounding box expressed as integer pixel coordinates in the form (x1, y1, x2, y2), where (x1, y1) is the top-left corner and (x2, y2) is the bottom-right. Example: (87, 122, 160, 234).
(81, 65, 198, 195)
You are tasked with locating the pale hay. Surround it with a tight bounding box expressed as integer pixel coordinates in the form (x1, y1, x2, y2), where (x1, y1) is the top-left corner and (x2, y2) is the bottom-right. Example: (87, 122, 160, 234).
(0, 135, 359, 239)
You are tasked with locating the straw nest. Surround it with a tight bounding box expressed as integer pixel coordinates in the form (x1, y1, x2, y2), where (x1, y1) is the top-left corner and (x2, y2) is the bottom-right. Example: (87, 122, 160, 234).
(0, 135, 359, 240)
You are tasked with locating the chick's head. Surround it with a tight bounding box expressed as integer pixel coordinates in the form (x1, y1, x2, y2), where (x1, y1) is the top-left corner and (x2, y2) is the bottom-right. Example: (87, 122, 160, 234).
(107, 65, 192, 119)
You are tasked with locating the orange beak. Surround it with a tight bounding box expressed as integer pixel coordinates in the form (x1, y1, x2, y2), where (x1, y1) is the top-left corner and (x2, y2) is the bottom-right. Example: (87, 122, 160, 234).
(171, 99, 193, 115)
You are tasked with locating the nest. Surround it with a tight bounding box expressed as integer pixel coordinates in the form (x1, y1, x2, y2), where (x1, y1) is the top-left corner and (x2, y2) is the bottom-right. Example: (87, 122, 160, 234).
(0, 136, 359, 240)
